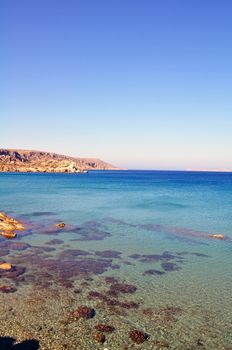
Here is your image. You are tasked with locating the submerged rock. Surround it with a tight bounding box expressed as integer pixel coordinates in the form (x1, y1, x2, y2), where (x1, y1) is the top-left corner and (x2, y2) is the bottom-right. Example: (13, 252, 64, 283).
(55, 222, 65, 228)
(94, 332, 106, 343)
(0, 231, 17, 239)
(0, 212, 25, 239)
(70, 305, 95, 319)
(0, 285, 17, 293)
(109, 282, 137, 295)
(0, 263, 12, 270)
(129, 330, 149, 344)
(208, 234, 224, 239)
(95, 324, 115, 333)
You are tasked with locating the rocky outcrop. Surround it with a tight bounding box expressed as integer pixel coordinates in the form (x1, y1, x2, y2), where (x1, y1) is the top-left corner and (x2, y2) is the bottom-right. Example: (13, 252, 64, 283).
(0, 149, 119, 173)
(208, 234, 225, 239)
(0, 212, 25, 239)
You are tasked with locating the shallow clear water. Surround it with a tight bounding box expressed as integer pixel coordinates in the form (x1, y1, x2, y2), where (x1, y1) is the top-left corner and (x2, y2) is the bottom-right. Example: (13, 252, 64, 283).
(0, 171, 232, 349)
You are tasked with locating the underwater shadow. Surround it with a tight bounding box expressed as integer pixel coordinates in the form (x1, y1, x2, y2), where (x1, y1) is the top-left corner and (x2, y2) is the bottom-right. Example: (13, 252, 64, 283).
(0, 337, 39, 350)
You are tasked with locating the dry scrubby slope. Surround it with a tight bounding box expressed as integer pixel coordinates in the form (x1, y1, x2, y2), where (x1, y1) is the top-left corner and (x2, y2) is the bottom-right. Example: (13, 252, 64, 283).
(0, 149, 118, 173)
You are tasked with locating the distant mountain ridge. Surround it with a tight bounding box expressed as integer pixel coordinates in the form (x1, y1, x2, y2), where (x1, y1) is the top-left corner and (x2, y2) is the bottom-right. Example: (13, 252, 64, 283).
(0, 149, 119, 173)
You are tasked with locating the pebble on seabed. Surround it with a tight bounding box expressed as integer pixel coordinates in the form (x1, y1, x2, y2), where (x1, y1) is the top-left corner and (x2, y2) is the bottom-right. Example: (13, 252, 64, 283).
(0, 263, 12, 270)
(55, 222, 66, 228)
(94, 332, 106, 343)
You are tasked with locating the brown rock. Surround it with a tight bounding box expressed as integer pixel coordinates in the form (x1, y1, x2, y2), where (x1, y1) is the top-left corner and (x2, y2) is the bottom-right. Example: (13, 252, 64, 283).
(94, 332, 105, 343)
(70, 305, 95, 319)
(129, 330, 149, 344)
(56, 222, 65, 228)
(95, 323, 115, 333)
(0, 285, 17, 293)
(0, 263, 12, 270)
(208, 234, 224, 239)
(0, 231, 17, 239)
(0, 212, 25, 240)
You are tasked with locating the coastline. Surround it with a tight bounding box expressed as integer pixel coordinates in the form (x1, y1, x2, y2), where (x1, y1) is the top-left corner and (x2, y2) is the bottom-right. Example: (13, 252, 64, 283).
(0, 148, 120, 173)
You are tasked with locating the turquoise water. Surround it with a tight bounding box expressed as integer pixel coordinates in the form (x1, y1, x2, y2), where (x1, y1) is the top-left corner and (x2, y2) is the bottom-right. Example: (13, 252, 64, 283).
(0, 171, 232, 349)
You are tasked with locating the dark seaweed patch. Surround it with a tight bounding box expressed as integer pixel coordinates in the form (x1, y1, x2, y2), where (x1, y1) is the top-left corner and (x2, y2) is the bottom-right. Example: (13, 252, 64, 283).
(40, 258, 114, 277)
(45, 239, 64, 245)
(32, 212, 56, 216)
(108, 282, 137, 295)
(58, 249, 91, 259)
(22, 211, 56, 217)
(0, 241, 31, 251)
(88, 276, 139, 313)
(70, 227, 111, 241)
(0, 265, 26, 281)
(95, 250, 121, 258)
(8, 245, 119, 289)
(191, 252, 210, 257)
(122, 260, 134, 265)
(128, 254, 141, 260)
(139, 223, 212, 244)
(161, 262, 180, 271)
(10, 218, 112, 242)
(36, 226, 64, 235)
(111, 264, 120, 269)
(0, 249, 10, 257)
(129, 250, 183, 273)
(33, 246, 56, 253)
(68, 220, 112, 241)
(105, 276, 119, 284)
(175, 251, 210, 258)
(104, 217, 136, 227)
(143, 269, 165, 276)
(175, 251, 189, 256)
(157, 306, 182, 323)
(88, 291, 139, 310)
(129, 251, 177, 263)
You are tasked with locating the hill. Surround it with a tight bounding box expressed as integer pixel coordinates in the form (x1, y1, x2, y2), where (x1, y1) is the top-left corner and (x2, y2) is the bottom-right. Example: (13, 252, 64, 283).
(0, 149, 118, 173)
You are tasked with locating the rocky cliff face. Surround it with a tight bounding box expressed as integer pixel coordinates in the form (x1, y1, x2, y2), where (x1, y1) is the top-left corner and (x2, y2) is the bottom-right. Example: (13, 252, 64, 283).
(0, 149, 118, 173)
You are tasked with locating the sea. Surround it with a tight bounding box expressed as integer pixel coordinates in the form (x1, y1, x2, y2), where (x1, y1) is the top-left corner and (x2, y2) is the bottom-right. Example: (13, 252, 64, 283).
(0, 171, 231, 350)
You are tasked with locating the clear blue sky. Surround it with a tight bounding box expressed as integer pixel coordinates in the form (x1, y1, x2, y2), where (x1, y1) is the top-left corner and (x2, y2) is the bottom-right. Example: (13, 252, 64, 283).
(1, 0, 232, 169)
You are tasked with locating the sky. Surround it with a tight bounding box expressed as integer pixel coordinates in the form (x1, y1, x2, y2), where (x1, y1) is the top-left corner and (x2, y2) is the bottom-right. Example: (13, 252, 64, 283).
(1, 0, 232, 170)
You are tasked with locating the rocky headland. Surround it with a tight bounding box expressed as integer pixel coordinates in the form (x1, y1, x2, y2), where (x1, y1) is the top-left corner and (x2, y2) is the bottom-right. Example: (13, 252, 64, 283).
(0, 149, 119, 173)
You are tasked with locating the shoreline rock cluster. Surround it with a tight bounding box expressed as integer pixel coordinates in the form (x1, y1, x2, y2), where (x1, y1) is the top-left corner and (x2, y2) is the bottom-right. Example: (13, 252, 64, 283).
(0, 212, 25, 239)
